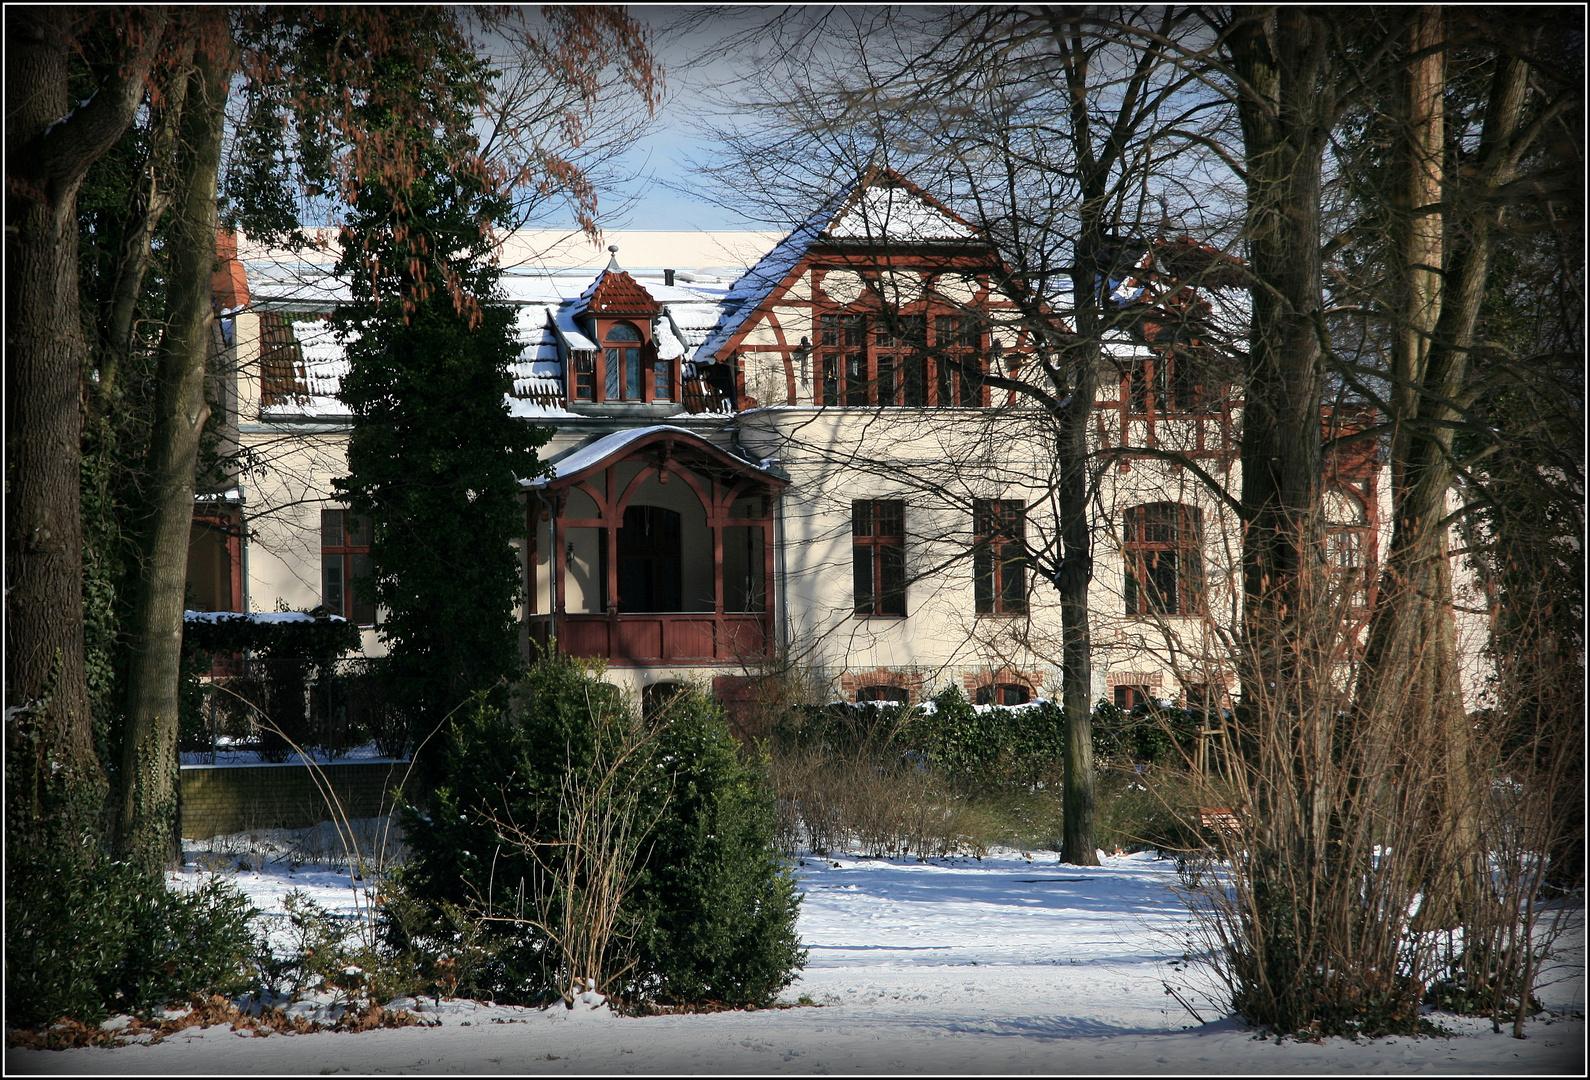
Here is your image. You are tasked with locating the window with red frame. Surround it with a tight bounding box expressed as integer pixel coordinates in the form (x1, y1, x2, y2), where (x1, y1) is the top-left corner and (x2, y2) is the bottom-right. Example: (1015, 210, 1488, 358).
(1114, 684, 1153, 711)
(973, 499, 1027, 615)
(853, 499, 907, 616)
(604, 321, 645, 401)
(935, 315, 983, 406)
(815, 310, 982, 407)
(975, 682, 1031, 706)
(1127, 352, 1202, 414)
(321, 509, 375, 625)
(819, 313, 867, 405)
(1122, 502, 1204, 616)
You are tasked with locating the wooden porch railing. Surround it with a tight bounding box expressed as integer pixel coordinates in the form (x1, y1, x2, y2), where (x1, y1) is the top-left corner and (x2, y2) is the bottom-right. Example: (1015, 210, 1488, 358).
(528, 613, 770, 665)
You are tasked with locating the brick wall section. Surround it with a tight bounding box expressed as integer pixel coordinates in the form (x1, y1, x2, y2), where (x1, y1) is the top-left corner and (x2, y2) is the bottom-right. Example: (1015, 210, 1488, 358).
(961, 667, 1046, 700)
(840, 667, 926, 703)
(179, 761, 422, 839)
(1105, 671, 1164, 688)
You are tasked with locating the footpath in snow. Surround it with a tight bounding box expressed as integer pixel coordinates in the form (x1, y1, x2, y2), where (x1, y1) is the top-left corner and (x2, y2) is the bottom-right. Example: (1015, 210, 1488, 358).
(6, 837, 1584, 1075)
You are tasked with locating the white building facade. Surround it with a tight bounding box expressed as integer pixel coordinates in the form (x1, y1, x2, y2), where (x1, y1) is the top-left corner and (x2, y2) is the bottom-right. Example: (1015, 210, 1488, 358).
(197, 170, 1489, 733)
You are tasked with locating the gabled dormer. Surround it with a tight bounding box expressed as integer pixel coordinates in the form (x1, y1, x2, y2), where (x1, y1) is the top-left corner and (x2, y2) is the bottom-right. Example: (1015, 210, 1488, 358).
(569, 248, 670, 405)
(693, 168, 1032, 410)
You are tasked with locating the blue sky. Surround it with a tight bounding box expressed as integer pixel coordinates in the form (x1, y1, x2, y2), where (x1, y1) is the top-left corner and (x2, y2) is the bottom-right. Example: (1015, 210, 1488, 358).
(577, 6, 788, 232)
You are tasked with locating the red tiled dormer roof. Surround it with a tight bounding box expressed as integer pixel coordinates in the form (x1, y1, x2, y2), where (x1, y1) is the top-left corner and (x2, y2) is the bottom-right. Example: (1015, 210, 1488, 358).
(577, 252, 660, 317)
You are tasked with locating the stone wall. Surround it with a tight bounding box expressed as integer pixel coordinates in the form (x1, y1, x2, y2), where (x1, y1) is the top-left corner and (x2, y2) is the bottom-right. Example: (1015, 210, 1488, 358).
(179, 760, 420, 839)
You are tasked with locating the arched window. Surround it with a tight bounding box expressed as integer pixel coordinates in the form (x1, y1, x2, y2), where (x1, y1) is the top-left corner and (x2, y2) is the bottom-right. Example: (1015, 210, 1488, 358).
(855, 684, 909, 704)
(605, 321, 644, 401)
(1122, 503, 1203, 616)
(643, 681, 685, 720)
(975, 682, 1031, 706)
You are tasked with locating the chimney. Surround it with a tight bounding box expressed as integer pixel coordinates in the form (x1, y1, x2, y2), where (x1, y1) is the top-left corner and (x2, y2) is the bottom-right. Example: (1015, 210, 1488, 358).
(664, 268, 675, 287)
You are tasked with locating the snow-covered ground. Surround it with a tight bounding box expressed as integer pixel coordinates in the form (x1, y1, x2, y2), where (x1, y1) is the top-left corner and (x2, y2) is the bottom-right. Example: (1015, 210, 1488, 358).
(7, 822, 1584, 1075)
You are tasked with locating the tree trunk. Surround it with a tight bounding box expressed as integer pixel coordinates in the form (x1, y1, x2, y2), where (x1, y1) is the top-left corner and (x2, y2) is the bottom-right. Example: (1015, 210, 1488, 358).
(1057, 352, 1098, 866)
(1359, 22, 1532, 928)
(113, 21, 233, 873)
(93, 37, 197, 416)
(6, 8, 163, 859)
(1227, 5, 1341, 886)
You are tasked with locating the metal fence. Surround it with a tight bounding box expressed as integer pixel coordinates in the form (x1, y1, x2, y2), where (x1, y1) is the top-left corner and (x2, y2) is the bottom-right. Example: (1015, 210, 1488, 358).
(183, 656, 415, 762)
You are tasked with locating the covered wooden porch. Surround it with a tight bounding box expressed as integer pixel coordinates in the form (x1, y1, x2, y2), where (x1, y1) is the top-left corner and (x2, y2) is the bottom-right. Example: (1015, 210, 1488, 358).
(525, 427, 785, 666)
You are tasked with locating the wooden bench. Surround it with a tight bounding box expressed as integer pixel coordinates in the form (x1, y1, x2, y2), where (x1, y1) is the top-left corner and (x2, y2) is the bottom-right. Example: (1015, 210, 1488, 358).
(1199, 806, 1242, 834)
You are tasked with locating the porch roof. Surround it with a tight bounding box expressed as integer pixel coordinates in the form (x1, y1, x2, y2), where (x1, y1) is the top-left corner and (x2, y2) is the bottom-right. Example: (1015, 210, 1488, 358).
(523, 425, 787, 489)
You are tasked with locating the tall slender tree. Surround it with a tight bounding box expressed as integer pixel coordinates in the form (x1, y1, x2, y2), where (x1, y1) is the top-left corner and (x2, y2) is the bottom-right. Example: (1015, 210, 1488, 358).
(322, 14, 555, 765)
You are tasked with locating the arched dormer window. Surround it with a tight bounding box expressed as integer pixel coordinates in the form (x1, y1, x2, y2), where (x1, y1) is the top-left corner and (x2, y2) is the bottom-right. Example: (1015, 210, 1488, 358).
(605, 321, 644, 401)
(591, 321, 670, 404)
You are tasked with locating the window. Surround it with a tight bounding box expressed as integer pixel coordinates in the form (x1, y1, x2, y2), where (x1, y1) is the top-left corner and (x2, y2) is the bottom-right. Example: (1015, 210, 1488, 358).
(935, 315, 983, 406)
(855, 684, 909, 704)
(974, 499, 1027, 615)
(853, 499, 906, 616)
(572, 351, 596, 400)
(1325, 486, 1372, 607)
(1122, 503, 1203, 616)
(321, 509, 375, 625)
(976, 683, 1031, 706)
(604, 322, 644, 401)
(1128, 353, 1202, 413)
(642, 681, 685, 720)
(820, 314, 866, 406)
(1114, 684, 1153, 711)
(1182, 682, 1218, 715)
(816, 310, 977, 407)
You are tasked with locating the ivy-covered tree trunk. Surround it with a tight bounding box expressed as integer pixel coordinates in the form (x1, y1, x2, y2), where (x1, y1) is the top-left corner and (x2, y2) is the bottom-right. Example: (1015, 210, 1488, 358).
(113, 21, 234, 873)
(6, 8, 164, 858)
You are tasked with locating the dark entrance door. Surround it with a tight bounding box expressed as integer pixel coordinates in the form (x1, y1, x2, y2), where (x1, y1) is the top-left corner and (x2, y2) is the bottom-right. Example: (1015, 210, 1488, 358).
(617, 505, 682, 612)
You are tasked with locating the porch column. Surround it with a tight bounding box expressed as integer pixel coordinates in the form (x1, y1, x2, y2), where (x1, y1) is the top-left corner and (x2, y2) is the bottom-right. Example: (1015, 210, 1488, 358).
(604, 465, 620, 627)
(552, 492, 568, 646)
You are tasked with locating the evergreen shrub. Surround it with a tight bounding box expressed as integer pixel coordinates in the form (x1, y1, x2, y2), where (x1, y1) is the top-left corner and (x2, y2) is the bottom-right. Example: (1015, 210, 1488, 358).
(6, 851, 260, 1029)
(390, 654, 804, 1008)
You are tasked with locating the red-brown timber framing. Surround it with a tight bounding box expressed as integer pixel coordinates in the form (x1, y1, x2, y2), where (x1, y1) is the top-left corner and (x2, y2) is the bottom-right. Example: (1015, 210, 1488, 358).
(527, 429, 786, 666)
(706, 169, 1031, 409)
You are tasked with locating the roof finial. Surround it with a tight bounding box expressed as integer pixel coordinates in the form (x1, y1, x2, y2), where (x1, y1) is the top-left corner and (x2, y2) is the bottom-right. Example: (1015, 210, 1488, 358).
(607, 244, 621, 270)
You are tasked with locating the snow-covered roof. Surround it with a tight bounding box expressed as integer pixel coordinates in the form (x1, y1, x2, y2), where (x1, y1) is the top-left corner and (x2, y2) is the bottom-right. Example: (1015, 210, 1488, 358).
(696, 169, 988, 362)
(184, 610, 347, 625)
(245, 258, 736, 417)
(825, 182, 977, 243)
(525, 425, 781, 487)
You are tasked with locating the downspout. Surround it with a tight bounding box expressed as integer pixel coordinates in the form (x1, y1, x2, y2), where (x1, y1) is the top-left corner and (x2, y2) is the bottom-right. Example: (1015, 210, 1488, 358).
(238, 485, 250, 615)
(532, 485, 556, 644)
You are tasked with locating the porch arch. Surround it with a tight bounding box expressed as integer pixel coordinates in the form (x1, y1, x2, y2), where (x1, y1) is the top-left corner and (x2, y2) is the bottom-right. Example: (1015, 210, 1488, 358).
(525, 426, 785, 665)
